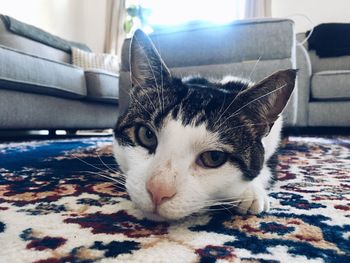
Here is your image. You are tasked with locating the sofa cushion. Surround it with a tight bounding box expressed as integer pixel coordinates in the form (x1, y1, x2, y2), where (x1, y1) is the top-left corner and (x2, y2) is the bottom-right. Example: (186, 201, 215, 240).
(308, 50, 350, 73)
(311, 70, 350, 100)
(121, 18, 295, 70)
(0, 44, 86, 99)
(0, 89, 119, 129)
(309, 101, 350, 126)
(72, 48, 119, 74)
(85, 69, 119, 104)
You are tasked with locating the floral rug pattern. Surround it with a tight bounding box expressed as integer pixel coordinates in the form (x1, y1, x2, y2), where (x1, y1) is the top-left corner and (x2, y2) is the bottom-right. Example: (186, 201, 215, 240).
(0, 136, 349, 262)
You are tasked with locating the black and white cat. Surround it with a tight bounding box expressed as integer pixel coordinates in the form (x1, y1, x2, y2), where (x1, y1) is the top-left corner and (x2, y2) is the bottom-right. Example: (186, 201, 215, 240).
(113, 30, 296, 221)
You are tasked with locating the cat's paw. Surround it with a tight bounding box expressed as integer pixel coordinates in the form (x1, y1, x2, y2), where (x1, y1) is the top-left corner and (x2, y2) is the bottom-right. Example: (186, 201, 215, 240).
(235, 184, 270, 215)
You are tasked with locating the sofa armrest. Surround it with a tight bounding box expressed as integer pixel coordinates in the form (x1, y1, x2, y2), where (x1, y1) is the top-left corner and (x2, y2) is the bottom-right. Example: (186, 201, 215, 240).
(295, 44, 312, 126)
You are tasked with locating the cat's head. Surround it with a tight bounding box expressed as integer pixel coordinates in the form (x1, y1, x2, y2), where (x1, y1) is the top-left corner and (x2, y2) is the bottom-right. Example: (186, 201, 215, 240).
(114, 30, 296, 221)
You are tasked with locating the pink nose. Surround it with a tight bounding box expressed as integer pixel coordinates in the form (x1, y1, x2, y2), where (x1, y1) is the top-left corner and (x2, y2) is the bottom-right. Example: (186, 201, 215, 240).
(146, 174, 177, 207)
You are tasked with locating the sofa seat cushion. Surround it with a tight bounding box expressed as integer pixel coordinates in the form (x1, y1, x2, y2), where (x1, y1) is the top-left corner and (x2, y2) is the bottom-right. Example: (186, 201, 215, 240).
(0, 45, 86, 99)
(311, 70, 350, 100)
(85, 69, 119, 104)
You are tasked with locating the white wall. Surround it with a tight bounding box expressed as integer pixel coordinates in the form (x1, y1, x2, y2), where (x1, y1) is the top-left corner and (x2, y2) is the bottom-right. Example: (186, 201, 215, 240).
(272, 0, 350, 33)
(0, 0, 108, 52)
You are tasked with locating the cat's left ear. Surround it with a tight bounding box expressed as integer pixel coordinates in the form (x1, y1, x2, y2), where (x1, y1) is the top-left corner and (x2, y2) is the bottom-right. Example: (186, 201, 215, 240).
(130, 29, 171, 89)
(237, 69, 297, 136)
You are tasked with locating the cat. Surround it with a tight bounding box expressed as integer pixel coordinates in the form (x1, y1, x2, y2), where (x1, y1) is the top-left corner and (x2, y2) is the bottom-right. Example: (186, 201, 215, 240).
(113, 29, 296, 221)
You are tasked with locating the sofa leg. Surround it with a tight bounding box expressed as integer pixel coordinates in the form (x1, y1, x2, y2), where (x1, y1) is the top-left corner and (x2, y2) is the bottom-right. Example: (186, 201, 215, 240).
(66, 129, 78, 135)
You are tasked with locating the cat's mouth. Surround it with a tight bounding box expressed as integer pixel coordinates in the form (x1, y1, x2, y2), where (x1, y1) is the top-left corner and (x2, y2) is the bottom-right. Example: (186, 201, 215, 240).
(142, 211, 170, 222)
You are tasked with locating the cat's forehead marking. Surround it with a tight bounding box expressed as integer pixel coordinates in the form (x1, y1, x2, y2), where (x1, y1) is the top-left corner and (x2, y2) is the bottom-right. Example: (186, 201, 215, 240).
(157, 116, 233, 153)
(162, 118, 210, 143)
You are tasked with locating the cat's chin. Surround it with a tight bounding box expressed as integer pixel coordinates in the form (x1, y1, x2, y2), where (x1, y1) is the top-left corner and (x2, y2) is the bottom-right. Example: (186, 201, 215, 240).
(142, 211, 169, 222)
(142, 210, 190, 222)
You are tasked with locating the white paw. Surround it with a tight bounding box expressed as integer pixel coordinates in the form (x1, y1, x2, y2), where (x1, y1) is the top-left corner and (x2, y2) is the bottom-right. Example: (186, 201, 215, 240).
(235, 184, 270, 215)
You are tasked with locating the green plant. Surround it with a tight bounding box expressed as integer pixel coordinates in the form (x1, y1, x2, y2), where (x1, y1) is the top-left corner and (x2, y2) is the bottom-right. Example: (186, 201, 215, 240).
(123, 5, 152, 34)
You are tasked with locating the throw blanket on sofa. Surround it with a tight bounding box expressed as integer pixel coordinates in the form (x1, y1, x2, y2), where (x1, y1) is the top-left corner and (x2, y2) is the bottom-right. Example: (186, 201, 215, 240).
(0, 15, 91, 53)
(307, 23, 350, 57)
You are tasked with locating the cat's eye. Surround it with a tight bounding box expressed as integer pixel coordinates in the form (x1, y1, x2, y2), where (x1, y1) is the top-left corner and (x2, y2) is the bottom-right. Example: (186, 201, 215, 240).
(196, 151, 228, 169)
(135, 125, 157, 150)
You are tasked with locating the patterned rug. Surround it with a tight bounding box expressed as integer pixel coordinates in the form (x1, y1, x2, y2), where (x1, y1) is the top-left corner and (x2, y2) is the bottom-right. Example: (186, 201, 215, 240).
(0, 135, 349, 263)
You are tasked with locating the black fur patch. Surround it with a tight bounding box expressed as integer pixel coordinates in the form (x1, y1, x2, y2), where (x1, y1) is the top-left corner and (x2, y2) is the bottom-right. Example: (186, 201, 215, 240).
(114, 76, 266, 180)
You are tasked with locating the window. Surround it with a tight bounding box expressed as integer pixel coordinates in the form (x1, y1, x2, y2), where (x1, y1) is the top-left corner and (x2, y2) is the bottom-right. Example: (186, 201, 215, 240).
(125, 0, 246, 32)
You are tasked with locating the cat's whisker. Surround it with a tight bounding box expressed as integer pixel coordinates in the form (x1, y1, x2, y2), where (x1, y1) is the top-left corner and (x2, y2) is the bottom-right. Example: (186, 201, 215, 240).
(131, 76, 157, 111)
(84, 172, 127, 192)
(190, 201, 245, 209)
(202, 198, 256, 208)
(211, 198, 256, 207)
(200, 207, 237, 213)
(199, 197, 260, 212)
(87, 164, 119, 166)
(208, 204, 234, 215)
(116, 76, 154, 114)
(200, 207, 235, 212)
(212, 93, 227, 129)
(230, 83, 287, 118)
(196, 200, 238, 207)
(213, 88, 240, 128)
(215, 83, 287, 131)
(134, 38, 163, 113)
(161, 60, 165, 114)
(155, 36, 165, 114)
(193, 194, 257, 204)
(96, 173, 125, 185)
(189, 196, 258, 211)
(247, 55, 262, 82)
(72, 154, 113, 174)
(95, 151, 120, 174)
(116, 79, 149, 114)
(297, 164, 348, 167)
(129, 91, 153, 117)
(213, 56, 262, 128)
(118, 77, 158, 117)
(83, 170, 126, 184)
(239, 55, 262, 94)
(72, 154, 126, 182)
(107, 173, 126, 183)
(201, 201, 241, 207)
(229, 121, 276, 131)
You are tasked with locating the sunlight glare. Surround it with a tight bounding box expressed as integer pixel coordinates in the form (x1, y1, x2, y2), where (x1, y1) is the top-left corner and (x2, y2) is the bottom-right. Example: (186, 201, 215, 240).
(143, 0, 245, 26)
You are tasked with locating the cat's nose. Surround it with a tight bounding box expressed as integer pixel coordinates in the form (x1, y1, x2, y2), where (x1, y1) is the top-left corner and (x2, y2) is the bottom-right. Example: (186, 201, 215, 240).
(146, 173, 177, 207)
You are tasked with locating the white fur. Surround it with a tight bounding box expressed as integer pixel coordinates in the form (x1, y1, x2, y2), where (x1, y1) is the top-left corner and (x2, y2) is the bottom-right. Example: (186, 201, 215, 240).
(221, 76, 245, 85)
(114, 117, 282, 221)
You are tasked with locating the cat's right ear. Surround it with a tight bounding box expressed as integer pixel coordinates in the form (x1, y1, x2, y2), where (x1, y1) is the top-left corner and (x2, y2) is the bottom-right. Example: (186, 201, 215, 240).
(129, 29, 171, 89)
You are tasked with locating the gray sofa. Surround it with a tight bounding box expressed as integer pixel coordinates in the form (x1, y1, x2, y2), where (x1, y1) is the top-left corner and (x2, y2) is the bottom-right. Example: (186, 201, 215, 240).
(296, 33, 350, 127)
(0, 15, 120, 131)
(120, 18, 299, 127)
(120, 18, 350, 128)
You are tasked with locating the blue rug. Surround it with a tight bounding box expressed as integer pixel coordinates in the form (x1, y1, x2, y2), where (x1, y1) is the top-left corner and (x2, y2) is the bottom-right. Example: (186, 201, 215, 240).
(0, 136, 349, 262)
